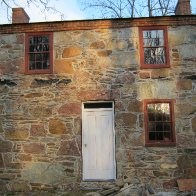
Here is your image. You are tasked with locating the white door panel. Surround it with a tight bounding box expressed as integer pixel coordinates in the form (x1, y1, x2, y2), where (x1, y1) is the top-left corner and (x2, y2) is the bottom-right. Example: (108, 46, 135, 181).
(82, 104, 116, 181)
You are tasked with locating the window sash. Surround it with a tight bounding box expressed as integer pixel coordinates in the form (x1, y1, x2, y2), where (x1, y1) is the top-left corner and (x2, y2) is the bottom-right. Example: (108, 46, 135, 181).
(144, 99, 176, 146)
(25, 33, 53, 74)
(139, 26, 169, 69)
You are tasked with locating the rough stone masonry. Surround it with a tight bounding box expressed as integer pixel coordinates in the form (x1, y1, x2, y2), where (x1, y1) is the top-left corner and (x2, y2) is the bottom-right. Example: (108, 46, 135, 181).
(0, 15, 195, 194)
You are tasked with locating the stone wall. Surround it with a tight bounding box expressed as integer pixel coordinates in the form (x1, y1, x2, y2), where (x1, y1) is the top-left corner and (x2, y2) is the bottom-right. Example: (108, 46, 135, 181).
(0, 20, 195, 193)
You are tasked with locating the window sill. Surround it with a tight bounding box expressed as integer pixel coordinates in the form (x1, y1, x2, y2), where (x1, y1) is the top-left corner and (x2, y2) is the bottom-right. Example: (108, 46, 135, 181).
(145, 142, 176, 147)
(140, 64, 170, 69)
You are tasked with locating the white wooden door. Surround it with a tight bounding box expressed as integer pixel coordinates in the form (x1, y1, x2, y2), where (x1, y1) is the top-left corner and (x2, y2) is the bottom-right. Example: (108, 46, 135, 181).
(82, 103, 116, 180)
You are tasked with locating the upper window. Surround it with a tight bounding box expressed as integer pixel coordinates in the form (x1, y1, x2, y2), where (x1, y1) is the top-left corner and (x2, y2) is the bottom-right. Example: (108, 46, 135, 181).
(25, 33, 53, 74)
(139, 26, 169, 69)
(144, 99, 176, 146)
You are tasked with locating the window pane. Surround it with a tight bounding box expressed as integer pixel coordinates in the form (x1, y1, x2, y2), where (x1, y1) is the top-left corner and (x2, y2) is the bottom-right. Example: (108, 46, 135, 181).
(156, 122, 163, 132)
(36, 62, 42, 69)
(28, 34, 51, 72)
(144, 48, 166, 64)
(29, 54, 35, 61)
(42, 36, 49, 43)
(164, 132, 171, 141)
(147, 104, 154, 112)
(164, 123, 171, 132)
(43, 44, 49, 51)
(157, 132, 163, 140)
(148, 122, 155, 132)
(143, 30, 163, 38)
(148, 113, 155, 121)
(29, 62, 35, 70)
(36, 54, 42, 61)
(143, 30, 164, 47)
(149, 132, 156, 140)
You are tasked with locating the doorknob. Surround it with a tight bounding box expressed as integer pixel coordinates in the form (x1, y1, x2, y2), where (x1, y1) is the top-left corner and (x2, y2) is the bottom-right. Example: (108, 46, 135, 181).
(84, 144, 87, 147)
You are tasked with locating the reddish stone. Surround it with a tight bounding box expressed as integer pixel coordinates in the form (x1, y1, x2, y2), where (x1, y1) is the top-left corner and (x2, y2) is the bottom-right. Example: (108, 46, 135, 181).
(16, 34, 24, 44)
(77, 90, 109, 100)
(30, 124, 47, 137)
(115, 72, 135, 84)
(58, 103, 81, 115)
(163, 179, 178, 189)
(57, 139, 80, 156)
(139, 72, 150, 79)
(23, 143, 45, 154)
(19, 154, 32, 162)
(177, 179, 196, 191)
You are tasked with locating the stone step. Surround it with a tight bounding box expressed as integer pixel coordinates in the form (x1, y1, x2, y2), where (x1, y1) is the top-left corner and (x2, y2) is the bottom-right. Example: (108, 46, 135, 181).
(99, 187, 120, 196)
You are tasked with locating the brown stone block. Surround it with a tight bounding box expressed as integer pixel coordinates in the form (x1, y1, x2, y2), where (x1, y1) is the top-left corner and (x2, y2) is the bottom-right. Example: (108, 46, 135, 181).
(90, 41, 105, 49)
(192, 117, 196, 132)
(176, 79, 192, 90)
(172, 53, 179, 58)
(24, 93, 43, 98)
(49, 119, 67, 135)
(54, 59, 74, 74)
(57, 139, 80, 156)
(62, 46, 82, 58)
(28, 106, 52, 118)
(184, 168, 196, 178)
(0, 173, 16, 180)
(0, 153, 4, 168)
(0, 139, 13, 152)
(177, 154, 192, 169)
(23, 143, 45, 154)
(128, 100, 143, 112)
(153, 170, 169, 177)
(151, 69, 170, 79)
(5, 129, 29, 140)
(10, 181, 30, 192)
(58, 103, 81, 115)
(0, 180, 8, 191)
(97, 50, 112, 57)
(176, 103, 195, 116)
(19, 154, 32, 162)
(116, 113, 137, 128)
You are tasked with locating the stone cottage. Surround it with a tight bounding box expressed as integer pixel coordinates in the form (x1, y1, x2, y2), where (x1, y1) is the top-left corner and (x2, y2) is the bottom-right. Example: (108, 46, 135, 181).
(0, 0, 195, 194)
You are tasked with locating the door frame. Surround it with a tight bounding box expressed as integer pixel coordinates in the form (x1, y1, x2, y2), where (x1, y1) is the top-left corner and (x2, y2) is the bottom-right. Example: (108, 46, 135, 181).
(82, 101, 116, 181)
